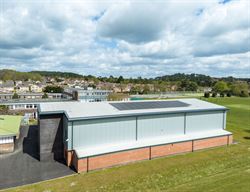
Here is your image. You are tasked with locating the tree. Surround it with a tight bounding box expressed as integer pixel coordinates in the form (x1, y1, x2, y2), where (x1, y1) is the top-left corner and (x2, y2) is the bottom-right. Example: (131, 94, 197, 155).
(43, 86, 63, 93)
(42, 93, 48, 99)
(230, 82, 249, 97)
(130, 86, 142, 94)
(212, 92, 217, 97)
(116, 76, 124, 83)
(12, 92, 19, 99)
(226, 92, 232, 97)
(178, 81, 198, 91)
(220, 92, 225, 97)
(142, 85, 150, 94)
(240, 90, 249, 97)
(0, 105, 9, 115)
(186, 81, 198, 91)
(204, 92, 210, 98)
(213, 81, 228, 93)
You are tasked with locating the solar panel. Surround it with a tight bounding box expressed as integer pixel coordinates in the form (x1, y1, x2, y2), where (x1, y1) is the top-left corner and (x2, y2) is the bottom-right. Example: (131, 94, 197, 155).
(110, 101, 190, 111)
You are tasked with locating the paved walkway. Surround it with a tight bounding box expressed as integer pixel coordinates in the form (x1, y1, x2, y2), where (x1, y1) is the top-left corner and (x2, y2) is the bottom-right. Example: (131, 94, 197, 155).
(0, 125, 74, 190)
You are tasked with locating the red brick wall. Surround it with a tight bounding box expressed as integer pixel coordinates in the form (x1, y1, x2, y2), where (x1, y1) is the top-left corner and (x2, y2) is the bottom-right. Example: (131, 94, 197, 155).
(73, 135, 233, 173)
(88, 148, 150, 171)
(151, 141, 192, 159)
(193, 136, 228, 151)
(228, 135, 233, 144)
(0, 143, 14, 154)
(64, 149, 73, 167)
(72, 152, 88, 173)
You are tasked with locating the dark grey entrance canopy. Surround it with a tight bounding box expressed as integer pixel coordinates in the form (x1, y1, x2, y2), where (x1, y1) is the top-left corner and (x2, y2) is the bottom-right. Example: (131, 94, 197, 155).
(110, 100, 190, 111)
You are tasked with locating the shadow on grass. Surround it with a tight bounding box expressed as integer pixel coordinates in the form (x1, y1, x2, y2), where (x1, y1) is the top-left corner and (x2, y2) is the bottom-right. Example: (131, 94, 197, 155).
(243, 130, 250, 140)
(243, 137, 250, 140)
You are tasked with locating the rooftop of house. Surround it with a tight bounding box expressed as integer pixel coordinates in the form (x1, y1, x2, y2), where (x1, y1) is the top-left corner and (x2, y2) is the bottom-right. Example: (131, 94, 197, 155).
(38, 98, 227, 121)
(65, 87, 112, 93)
(0, 115, 22, 137)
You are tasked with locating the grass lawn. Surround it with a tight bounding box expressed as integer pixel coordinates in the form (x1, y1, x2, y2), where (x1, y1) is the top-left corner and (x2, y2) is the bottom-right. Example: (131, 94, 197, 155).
(0, 115, 22, 136)
(2, 97, 250, 192)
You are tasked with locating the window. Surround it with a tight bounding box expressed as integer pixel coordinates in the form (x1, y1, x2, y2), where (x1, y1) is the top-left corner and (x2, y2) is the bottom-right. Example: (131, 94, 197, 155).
(0, 137, 13, 144)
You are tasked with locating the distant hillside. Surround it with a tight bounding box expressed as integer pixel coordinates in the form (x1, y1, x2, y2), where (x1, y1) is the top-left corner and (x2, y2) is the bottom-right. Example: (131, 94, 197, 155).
(31, 71, 84, 79)
(156, 73, 214, 87)
(0, 69, 42, 81)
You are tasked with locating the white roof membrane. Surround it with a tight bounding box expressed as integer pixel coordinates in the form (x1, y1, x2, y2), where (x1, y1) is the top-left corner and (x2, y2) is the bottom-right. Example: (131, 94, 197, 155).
(38, 99, 227, 120)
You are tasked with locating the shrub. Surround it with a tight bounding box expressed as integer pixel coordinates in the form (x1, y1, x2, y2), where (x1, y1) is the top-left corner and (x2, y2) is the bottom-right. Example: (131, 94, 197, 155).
(240, 90, 249, 97)
(226, 92, 232, 97)
(212, 92, 217, 97)
(42, 93, 48, 99)
(220, 92, 225, 97)
(12, 92, 19, 99)
(204, 92, 210, 98)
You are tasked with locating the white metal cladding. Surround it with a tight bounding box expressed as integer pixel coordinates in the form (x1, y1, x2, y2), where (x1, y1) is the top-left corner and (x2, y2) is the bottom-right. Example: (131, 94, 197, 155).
(186, 111, 224, 134)
(72, 117, 136, 149)
(137, 114, 185, 140)
(0, 136, 14, 144)
(67, 121, 73, 150)
(223, 112, 227, 129)
(66, 110, 227, 152)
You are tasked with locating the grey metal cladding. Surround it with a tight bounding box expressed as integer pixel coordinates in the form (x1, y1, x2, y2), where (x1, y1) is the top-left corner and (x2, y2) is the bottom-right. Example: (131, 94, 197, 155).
(110, 101, 190, 111)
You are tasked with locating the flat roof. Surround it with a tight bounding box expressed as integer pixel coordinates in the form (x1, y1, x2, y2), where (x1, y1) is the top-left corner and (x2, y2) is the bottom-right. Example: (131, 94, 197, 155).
(65, 88, 112, 92)
(0, 99, 74, 105)
(0, 115, 22, 137)
(38, 99, 227, 121)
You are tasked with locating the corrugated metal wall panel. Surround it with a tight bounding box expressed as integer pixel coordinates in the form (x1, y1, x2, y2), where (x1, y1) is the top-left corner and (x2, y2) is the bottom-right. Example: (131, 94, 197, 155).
(223, 112, 227, 129)
(137, 114, 185, 140)
(73, 117, 136, 148)
(69, 111, 226, 150)
(186, 111, 224, 133)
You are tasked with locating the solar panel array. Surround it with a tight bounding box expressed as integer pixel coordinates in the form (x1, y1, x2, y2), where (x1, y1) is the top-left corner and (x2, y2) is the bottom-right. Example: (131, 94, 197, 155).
(110, 101, 190, 111)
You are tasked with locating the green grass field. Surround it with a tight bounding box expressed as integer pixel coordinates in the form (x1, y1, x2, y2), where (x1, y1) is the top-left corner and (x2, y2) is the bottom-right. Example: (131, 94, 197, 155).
(0, 115, 22, 136)
(3, 97, 250, 192)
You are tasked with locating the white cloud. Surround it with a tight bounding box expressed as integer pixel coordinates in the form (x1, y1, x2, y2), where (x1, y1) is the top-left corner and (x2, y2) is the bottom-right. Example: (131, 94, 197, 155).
(97, 1, 169, 43)
(0, 0, 249, 77)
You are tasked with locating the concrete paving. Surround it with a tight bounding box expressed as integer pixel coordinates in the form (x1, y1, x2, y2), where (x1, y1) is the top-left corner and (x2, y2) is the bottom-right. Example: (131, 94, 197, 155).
(0, 125, 75, 190)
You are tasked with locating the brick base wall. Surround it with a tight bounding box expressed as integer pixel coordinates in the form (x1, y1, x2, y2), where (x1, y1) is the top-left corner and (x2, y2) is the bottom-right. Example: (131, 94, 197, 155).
(64, 148, 74, 167)
(69, 135, 233, 173)
(228, 135, 233, 144)
(88, 147, 149, 171)
(72, 153, 88, 173)
(151, 141, 192, 159)
(0, 143, 14, 154)
(193, 136, 228, 151)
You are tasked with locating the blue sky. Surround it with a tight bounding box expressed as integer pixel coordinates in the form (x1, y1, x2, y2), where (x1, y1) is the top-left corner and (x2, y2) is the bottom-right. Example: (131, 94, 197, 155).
(0, 0, 249, 77)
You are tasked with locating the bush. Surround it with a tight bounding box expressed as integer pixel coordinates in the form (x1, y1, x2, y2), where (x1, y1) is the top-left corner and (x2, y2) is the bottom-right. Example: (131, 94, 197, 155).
(240, 90, 249, 97)
(43, 85, 63, 93)
(212, 92, 217, 97)
(226, 92, 232, 97)
(204, 92, 210, 98)
(42, 93, 48, 99)
(220, 92, 225, 97)
(12, 92, 19, 99)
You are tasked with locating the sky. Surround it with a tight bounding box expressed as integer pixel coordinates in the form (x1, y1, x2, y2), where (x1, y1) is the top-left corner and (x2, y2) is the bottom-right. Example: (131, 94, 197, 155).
(0, 0, 249, 78)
